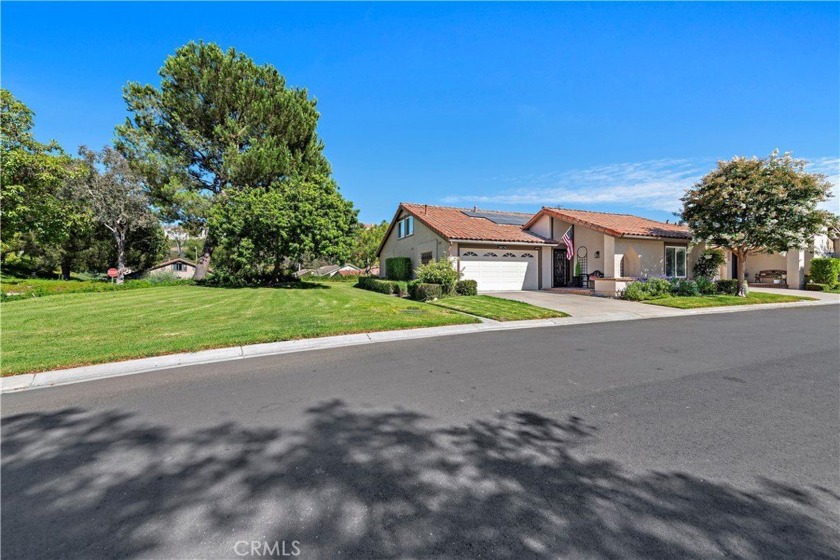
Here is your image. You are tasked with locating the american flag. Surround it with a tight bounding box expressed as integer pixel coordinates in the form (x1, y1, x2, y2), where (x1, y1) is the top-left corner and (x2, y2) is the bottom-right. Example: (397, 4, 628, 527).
(561, 226, 574, 260)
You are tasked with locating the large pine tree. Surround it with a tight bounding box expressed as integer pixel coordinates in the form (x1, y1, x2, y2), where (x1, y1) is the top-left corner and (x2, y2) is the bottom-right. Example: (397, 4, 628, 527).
(116, 41, 353, 280)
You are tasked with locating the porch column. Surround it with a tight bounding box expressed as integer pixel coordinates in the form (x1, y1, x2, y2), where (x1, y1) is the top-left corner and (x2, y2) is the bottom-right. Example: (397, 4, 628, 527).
(603, 236, 616, 277)
(786, 249, 805, 289)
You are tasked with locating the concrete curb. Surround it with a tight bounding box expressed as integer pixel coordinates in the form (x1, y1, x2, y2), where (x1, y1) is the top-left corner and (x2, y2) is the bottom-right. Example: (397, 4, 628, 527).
(3, 298, 837, 393)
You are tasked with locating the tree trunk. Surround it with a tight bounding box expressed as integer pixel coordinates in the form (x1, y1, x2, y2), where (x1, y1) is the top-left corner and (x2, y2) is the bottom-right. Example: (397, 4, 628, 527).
(115, 230, 126, 285)
(736, 250, 748, 297)
(60, 257, 72, 281)
(193, 236, 216, 281)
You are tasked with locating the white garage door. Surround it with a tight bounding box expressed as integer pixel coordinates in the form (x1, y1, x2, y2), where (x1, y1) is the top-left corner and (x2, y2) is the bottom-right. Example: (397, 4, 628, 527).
(459, 250, 538, 291)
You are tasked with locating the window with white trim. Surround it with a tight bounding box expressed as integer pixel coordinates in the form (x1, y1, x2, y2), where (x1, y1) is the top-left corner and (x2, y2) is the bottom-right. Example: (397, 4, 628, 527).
(501, 252, 517, 258)
(462, 251, 478, 257)
(665, 246, 687, 278)
(483, 252, 498, 257)
(521, 253, 534, 258)
(397, 216, 414, 239)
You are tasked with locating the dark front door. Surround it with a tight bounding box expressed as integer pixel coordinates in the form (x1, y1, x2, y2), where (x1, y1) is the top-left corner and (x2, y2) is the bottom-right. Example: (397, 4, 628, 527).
(553, 249, 570, 287)
(731, 254, 739, 280)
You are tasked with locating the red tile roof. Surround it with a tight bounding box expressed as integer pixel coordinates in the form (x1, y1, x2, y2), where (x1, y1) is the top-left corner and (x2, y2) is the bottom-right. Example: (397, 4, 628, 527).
(526, 207, 692, 240)
(400, 203, 554, 244)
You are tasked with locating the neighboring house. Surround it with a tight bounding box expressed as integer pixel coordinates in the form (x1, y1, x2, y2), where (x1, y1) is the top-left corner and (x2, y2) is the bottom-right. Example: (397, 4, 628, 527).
(377, 203, 698, 294)
(147, 258, 197, 279)
(718, 230, 840, 289)
(295, 264, 362, 278)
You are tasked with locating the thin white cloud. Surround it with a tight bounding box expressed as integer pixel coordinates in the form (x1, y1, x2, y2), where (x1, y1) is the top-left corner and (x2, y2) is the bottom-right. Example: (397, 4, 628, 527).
(444, 156, 840, 215)
(808, 157, 840, 214)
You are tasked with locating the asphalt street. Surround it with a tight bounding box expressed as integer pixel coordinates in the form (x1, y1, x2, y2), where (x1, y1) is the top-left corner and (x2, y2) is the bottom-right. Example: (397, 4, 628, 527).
(3, 306, 839, 559)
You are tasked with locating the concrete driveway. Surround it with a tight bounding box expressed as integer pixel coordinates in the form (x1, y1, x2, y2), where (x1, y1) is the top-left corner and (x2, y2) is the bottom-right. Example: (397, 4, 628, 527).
(484, 290, 681, 318)
(486, 286, 840, 319)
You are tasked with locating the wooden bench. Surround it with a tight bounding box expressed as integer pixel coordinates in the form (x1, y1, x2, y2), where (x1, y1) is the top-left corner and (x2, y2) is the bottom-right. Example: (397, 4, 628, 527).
(752, 269, 787, 287)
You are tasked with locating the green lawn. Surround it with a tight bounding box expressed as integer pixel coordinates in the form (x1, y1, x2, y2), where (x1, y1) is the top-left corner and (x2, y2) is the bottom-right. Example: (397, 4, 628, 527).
(1, 276, 184, 300)
(643, 292, 814, 309)
(430, 295, 568, 321)
(0, 282, 477, 375)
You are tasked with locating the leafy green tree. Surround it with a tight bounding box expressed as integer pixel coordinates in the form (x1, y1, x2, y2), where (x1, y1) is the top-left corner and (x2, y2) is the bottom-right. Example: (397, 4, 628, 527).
(75, 222, 168, 276)
(208, 174, 357, 283)
(1, 89, 80, 269)
(74, 146, 159, 283)
(682, 151, 834, 296)
(116, 41, 335, 280)
(351, 221, 388, 272)
(692, 249, 726, 280)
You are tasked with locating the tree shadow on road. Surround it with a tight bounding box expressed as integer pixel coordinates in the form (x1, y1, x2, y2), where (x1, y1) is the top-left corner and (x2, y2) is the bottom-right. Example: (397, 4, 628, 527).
(2, 401, 838, 559)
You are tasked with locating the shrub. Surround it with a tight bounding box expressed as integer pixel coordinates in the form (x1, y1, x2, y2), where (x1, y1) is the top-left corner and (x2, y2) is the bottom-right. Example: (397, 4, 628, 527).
(415, 258, 460, 294)
(411, 283, 443, 301)
(356, 277, 406, 296)
(716, 279, 739, 295)
(693, 249, 726, 279)
(385, 257, 412, 281)
(146, 270, 180, 284)
(695, 276, 717, 295)
(809, 257, 840, 287)
(390, 280, 408, 297)
(673, 279, 700, 296)
(455, 279, 478, 296)
(621, 277, 674, 301)
(356, 276, 375, 290)
(622, 281, 652, 301)
(805, 283, 830, 292)
(407, 279, 422, 300)
(645, 278, 674, 297)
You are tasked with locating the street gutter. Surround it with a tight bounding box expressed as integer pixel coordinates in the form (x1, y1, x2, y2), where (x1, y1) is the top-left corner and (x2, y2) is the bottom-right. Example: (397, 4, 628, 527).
(2, 297, 836, 393)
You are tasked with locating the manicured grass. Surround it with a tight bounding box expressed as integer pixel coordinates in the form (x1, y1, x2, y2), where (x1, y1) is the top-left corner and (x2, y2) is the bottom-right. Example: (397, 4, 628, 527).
(1, 276, 187, 300)
(0, 282, 477, 375)
(642, 292, 814, 309)
(430, 295, 569, 321)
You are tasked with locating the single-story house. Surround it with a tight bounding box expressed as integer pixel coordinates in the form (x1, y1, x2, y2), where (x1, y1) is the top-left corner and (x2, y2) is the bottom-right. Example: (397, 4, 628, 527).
(377, 203, 700, 295)
(294, 264, 362, 278)
(147, 257, 197, 279)
(717, 231, 839, 288)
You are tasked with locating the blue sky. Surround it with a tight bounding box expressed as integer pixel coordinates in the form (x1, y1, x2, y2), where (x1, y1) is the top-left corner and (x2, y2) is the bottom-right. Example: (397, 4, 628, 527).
(4, 2, 838, 223)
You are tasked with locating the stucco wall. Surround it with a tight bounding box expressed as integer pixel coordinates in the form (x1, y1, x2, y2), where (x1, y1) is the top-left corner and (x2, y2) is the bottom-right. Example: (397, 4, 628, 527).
(378, 210, 451, 278)
(149, 264, 195, 279)
(614, 238, 675, 278)
(529, 215, 552, 239)
(743, 252, 787, 281)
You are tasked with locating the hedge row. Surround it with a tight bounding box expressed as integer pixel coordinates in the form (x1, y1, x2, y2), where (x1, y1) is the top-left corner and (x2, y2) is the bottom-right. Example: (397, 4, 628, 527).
(622, 277, 741, 300)
(407, 281, 442, 301)
(385, 257, 412, 281)
(357, 276, 478, 301)
(356, 276, 407, 296)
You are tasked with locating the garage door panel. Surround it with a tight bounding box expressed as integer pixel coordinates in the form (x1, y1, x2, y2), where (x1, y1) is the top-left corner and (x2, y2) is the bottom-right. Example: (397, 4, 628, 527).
(460, 250, 538, 291)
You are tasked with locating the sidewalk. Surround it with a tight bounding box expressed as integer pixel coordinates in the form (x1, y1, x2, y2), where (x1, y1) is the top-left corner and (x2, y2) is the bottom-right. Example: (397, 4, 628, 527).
(2, 293, 837, 393)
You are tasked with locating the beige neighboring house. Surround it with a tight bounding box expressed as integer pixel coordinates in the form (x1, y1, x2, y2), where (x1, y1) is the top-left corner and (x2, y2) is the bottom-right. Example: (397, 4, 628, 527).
(294, 264, 362, 278)
(717, 230, 840, 289)
(377, 203, 698, 295)
(147, 257, 197, 279)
